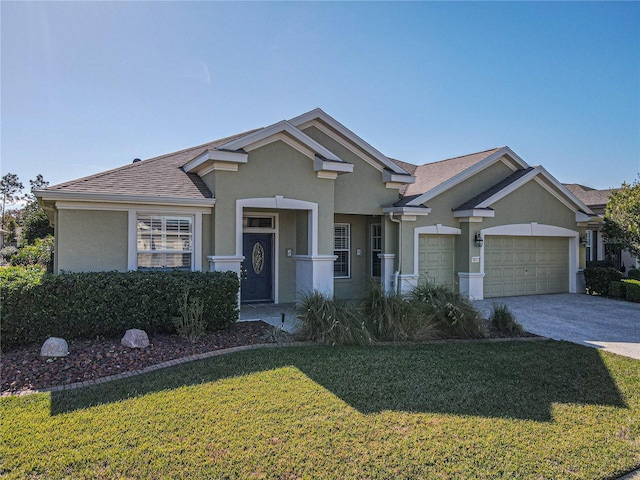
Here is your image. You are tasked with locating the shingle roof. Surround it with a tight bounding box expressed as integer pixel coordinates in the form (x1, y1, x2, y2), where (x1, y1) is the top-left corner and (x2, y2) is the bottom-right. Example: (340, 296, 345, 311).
(562, 183, 615, 207)
(45, 129, 261, 199)
(454, 167, 534, 211)
(395, 147, 503, 197)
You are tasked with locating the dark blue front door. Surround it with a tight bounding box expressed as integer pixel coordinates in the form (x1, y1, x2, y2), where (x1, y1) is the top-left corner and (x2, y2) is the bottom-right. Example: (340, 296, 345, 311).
(241, 233, 273, 303)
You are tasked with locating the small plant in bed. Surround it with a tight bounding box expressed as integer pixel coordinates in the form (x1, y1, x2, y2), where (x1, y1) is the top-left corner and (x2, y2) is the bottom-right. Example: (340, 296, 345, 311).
(489, 303, 524, 336)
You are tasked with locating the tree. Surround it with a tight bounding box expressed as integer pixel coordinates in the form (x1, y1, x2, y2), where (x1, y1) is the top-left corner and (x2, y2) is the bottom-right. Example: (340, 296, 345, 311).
(28, 174, 49, 202)
(602, 177, 640, 258)
(21, 174, 53, 245)
(0, 173, 24, 230)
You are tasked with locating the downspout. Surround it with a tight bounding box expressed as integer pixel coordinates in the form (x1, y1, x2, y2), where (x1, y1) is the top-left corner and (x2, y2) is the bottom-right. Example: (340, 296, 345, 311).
(388, 212, 402, 294)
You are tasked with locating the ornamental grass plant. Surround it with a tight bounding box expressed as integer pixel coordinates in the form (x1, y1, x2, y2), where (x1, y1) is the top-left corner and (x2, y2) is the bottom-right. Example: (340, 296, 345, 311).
(488, 303, 524, 335)
(298, 291, 374, 346)
(408, 282, 486, 339)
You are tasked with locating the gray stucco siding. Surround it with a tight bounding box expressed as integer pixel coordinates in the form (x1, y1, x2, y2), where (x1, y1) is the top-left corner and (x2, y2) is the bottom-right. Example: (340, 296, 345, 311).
(301, 126, 399, 214)
(56, 209, 128, 273)
(211, 140, 336, 256)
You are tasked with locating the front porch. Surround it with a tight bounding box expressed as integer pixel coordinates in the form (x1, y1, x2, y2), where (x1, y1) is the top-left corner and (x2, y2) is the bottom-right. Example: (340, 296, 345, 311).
(239, 302, 301, 333)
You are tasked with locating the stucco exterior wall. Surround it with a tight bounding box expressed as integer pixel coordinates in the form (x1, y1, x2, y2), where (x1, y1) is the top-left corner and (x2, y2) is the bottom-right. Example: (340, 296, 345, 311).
(301, 126, 399, 214)
(201, 213, 212, 271)
(56, 209, 128, 272)
(278, 210, 298, 303)
(334, 214, 370, 299)
(210, 140, 336, 256)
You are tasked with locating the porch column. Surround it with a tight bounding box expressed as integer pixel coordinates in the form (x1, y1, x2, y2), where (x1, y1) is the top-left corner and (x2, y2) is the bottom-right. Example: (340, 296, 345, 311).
(292, 255, 337, 303)
(208, 255, 244, 306)
(379, 253, 396, 293)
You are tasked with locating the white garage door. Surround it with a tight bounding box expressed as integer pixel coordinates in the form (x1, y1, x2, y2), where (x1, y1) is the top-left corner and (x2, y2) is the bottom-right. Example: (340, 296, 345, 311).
(418, 235, 455, 288)
(484, 236, 569, 297)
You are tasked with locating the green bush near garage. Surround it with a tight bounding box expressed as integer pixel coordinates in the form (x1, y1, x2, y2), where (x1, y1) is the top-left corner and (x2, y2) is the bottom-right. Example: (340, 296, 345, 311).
(608, 281, 626, 299)
(584, 266, 623, 296)
(623, 279, 640, 303)
(0, 269, 239, 351)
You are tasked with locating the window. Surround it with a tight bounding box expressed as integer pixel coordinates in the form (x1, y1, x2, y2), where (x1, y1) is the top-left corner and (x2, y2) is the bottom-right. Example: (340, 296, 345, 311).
(371, 223, 382, 277)
(137, 215, 193, 271)
(334, 224, 350, 278)
(585, 230, 593, 262)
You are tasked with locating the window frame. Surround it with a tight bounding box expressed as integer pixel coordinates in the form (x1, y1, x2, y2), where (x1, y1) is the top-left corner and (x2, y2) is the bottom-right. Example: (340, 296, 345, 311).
(371, 223, 382, 278)
(334, 223, 351, 278)
(136, 214, 194, 271)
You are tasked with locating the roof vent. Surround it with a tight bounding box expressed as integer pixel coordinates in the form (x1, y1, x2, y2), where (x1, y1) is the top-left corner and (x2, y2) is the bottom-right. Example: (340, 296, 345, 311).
(132, 158, 141, 163)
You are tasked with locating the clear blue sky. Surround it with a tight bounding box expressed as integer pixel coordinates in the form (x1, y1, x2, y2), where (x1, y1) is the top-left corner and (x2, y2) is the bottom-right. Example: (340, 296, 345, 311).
(2, 1, 639, 196)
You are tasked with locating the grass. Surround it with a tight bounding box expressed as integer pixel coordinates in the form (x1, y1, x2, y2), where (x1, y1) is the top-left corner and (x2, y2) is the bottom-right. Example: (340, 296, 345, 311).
(2, 342, 639, 479)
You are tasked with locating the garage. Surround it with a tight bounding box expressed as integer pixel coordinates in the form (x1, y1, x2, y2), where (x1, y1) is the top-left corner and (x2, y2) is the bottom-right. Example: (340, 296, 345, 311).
(484, 236, 569, 297)
(418, 235, 455, 288)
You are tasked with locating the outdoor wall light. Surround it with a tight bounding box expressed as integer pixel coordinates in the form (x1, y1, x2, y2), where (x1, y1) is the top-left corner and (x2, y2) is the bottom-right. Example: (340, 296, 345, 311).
(580, 234, 588, 247)
(474, 232, 484, 248)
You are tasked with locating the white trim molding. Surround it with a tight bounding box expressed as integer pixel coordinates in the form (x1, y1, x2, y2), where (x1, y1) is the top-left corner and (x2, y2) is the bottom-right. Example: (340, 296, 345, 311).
(412, 224, 462, 280)
(478, 222, 580, 298)
(127, 210, 203, 272)
(458, 272, 485, 300)
(292, 255, 338, 302)
(288, 108, 410, 175)
(453, 209, 495, 219)
(36, 191, 216, 209)
(236, 196, 319, 258)
(183, 149, 248, 175)
(219, 120, 345, 164)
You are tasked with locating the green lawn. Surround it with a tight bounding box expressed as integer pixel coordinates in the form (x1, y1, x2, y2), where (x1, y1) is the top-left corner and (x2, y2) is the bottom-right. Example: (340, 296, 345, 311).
(2, 341, 639, 479)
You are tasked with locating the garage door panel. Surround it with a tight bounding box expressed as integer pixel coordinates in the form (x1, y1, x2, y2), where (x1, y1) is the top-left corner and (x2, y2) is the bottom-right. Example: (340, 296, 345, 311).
(485, 236, 569, 298)
(418, 235, 455, 288)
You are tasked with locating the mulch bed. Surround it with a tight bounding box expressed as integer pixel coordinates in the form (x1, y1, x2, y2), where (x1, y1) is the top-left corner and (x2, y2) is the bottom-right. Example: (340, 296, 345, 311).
(1, 322, 538, 396)
(1, 321, 274, 395)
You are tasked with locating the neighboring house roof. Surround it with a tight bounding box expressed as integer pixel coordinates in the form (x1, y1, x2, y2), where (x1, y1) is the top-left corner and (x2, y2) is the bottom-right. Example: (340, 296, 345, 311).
(43, 130, 260, 200)
(563, 183, 615, 207)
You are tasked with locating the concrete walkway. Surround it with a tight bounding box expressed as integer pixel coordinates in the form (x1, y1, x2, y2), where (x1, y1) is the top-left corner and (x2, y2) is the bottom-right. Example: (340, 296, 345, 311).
(239, 303, 301, 333)
(473, 294, 640, 359)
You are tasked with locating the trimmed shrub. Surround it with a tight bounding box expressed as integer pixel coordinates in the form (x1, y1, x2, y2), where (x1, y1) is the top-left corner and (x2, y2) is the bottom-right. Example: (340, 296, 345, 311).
(0, 269, 239, 351)
(608, 281, 626, 299)
(298, 291, 374, 346)
(408, 282, 486, 339)
(489, 303, 524, 335)
(623, 279, 640, 303)
(584, 266, 623, 296)
(628, 268, 640, 281)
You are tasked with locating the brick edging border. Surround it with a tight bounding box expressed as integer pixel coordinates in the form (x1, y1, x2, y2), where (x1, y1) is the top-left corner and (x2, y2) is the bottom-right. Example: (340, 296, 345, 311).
(2, 337, 550, 397)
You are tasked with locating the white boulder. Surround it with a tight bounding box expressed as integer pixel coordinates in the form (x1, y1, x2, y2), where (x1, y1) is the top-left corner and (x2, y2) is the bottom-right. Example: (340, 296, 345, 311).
(40, 337, 69, 357)
(121, 329, 149, 348)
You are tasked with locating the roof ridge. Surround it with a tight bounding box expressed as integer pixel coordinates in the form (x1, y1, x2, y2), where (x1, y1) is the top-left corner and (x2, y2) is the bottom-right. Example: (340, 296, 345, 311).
(418, 147, 503, 167)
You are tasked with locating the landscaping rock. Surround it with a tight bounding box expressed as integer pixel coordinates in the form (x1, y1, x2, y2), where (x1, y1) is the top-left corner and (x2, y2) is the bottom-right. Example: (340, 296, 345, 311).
(121, 329, 150, 349)
(40, 337, 69, 357)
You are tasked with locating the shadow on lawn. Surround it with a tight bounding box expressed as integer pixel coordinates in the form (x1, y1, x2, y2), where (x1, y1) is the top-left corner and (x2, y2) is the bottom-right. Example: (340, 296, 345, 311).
(49, 341, 628, 421)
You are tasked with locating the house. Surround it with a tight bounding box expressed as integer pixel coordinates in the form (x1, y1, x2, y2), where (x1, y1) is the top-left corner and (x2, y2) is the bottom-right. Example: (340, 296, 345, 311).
(563, 183, 638, 271)
(35, 108, 597, 302)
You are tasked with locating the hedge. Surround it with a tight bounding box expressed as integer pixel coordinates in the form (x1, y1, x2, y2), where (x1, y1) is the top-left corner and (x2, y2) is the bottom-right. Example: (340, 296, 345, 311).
(608, 281, 626, 299)
(628, 268, 640, 281)
(623, 279, 640, 303)
(584, 266, 623, 296)
(0, 269, 239, 351)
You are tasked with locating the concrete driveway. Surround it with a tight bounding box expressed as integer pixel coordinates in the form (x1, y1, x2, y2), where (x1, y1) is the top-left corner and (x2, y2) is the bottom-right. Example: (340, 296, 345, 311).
(474, 294, 640, 359)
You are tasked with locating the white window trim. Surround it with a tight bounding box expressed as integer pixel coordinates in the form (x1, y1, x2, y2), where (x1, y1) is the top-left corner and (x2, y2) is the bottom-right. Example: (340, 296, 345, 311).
(334, 223, 351, 279)
(128, 209, 202, 271)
